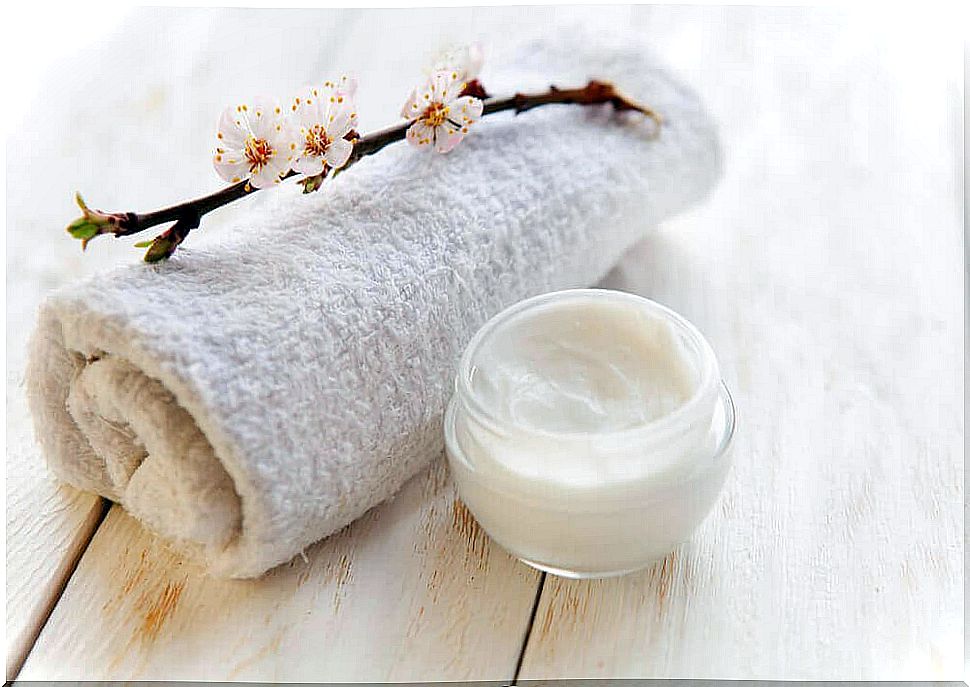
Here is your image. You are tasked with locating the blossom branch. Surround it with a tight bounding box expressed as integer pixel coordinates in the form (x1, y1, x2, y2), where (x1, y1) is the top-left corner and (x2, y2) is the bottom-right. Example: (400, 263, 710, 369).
(68, 80, 661, 262)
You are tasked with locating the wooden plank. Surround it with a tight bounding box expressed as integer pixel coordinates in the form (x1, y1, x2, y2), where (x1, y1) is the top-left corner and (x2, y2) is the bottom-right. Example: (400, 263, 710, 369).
(517, 6, 963, 680)
(3, 8, 213, 675)
(6, 7, 556, 677)
(7, 7, 572, 677)
(18, 458, 542, 681)
(10, 5, 962, 681)
(5, 384, 106, 680)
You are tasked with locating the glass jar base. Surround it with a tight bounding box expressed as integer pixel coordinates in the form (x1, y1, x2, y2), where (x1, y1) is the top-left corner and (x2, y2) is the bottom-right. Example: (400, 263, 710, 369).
(516, 556, 655, 580)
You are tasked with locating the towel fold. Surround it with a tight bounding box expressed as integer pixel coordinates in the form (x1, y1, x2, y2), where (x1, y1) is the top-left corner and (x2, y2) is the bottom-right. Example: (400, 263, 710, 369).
(26, 31, 722, 577)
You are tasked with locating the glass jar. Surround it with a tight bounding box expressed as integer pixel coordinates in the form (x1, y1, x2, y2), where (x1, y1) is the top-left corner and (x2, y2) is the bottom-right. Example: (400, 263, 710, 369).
(444, 289, 736, 578)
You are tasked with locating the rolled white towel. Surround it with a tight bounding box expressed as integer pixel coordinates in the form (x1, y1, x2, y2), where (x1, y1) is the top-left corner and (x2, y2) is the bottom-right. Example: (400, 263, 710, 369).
(26, 31, 722, 578)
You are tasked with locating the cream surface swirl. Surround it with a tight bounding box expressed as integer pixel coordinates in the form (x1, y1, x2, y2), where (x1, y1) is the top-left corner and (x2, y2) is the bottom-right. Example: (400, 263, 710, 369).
(469, 296, 695, 435)
(446, 290, 734, 577)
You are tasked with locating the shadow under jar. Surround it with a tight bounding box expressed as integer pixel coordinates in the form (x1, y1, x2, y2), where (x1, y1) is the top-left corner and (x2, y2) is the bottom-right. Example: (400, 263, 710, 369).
(444, 289, 736, 578)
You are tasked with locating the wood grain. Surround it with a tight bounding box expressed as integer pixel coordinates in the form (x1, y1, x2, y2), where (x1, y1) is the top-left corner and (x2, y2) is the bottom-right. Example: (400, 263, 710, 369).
(5, 383, 106, 680)
(7, 5, 963, 681)
(517, 6, 963, 680)
(5, 7, 557, 679)
(18, 458, 542, 681)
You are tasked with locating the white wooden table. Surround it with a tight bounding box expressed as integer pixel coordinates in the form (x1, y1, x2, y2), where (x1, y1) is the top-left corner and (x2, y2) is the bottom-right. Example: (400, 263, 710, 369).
(5, 6, 963, 681)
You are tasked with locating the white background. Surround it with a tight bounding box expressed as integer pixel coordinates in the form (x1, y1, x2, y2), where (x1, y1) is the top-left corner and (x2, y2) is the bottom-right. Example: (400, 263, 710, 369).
(3, 3, 966, 680)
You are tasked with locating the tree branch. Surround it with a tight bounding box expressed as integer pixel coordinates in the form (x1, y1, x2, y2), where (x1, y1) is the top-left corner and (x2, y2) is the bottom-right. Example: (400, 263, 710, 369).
(67, 80, 661, 261)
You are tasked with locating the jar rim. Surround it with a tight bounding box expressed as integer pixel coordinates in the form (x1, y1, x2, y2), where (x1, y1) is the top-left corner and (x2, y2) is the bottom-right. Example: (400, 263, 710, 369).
(445, 378, 737, 501)
(454, 288, 722, 442)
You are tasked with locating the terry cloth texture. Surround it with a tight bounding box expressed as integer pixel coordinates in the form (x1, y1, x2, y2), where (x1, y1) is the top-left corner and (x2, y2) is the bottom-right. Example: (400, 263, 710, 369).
(26, 31, 722, 578)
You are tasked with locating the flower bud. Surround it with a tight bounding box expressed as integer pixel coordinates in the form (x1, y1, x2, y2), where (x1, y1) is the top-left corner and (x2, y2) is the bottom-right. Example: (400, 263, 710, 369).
(66, 193, 130, 250)
(142, 216, 198, 263)
(301, 172, 326, 194)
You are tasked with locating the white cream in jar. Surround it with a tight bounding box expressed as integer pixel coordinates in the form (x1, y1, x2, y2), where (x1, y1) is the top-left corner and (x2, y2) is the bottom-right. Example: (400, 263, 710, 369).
(445, 289, 735, 578)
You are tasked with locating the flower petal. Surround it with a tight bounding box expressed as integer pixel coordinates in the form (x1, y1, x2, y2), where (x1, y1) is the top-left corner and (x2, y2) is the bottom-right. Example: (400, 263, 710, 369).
(216, 106, 247, 147)
(304, 88, 329, 124)
(429, 43, 484, 82)
(292, 88, 321, 126)
(401, 86, 423, 119)
(213, 153, 249, 184)
(448, 95, 484, 123)
(229, 103, 257, 138)
(406, 120, 434, 148)
(250, 153, 289, 188)
(431, 69, 461, 103)
(324, 137, 353, 169)
(434, 127, 464, 154)
(249, 169, 278, 189)
(250, 96, 285, 140)
(274, 119, 301, 158)
(326, 98, 356, 138)
(293, 154, 325, 176)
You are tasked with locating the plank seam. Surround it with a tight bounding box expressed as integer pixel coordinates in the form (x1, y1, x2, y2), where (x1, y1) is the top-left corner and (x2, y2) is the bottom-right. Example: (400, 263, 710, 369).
(511, 571, 546, 684)
(9, 497, 111, 681)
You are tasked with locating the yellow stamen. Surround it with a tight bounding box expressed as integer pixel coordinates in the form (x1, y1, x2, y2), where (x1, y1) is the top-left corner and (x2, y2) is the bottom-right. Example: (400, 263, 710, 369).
(303, 124, 332, 157)
(244, 137, 274, 173)
(419, 102, 449, 128)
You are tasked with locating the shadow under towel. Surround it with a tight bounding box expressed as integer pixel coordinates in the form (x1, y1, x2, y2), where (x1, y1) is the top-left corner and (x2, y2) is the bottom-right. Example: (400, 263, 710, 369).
(25, 30, 722, 577)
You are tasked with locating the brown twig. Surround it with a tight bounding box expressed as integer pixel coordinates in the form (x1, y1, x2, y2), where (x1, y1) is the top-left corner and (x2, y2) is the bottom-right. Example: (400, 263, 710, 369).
(68, 80, 661, 262)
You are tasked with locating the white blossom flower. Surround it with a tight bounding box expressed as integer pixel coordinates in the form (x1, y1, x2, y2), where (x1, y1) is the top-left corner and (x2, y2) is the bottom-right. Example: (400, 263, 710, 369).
(427, 42, 484, 82)
(402, 70, 484, 153)
(213, 97, 298, 189)
(290, 75, 359, 176)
